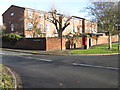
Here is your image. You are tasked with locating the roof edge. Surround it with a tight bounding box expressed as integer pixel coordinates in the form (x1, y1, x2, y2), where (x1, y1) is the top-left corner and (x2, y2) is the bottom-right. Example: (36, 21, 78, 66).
(2, 5, 25, 16)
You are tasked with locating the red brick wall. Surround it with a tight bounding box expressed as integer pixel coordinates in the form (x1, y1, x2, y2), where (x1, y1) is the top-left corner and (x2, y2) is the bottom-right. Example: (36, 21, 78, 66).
(91, 35, 118, 46)
(112, 35, 118, 42)
(64, 37, 83, 49)
(46, 37, 66, 51)
(2, 35, 118, 51)
(2, 38, 46, 50)
(46, 37, 83, 51)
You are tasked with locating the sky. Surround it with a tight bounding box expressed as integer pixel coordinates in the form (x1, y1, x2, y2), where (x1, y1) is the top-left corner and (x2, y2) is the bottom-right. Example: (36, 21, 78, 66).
(0, 0, 92, 25)
(0, 0, 119, 25)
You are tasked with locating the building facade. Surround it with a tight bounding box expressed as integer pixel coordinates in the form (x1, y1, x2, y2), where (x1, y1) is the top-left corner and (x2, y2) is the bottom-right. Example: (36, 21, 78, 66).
(2, 5, 97, 38)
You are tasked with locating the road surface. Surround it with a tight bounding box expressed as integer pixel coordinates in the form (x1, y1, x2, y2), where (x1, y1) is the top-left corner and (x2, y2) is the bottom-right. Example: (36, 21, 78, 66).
(1, 50, 119, 88)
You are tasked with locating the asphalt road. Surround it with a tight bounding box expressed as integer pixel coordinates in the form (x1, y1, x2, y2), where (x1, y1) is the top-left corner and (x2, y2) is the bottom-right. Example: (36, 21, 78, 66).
(1, 50, 119, 88)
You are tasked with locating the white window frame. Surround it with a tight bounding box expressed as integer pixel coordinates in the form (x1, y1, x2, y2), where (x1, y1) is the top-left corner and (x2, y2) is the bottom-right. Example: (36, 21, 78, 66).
(40, 23, 43, 32)
(39, 13, 44, 19)
(80, 27, 82, 33)
(46, 24, 50, 31)
(85, 28, 88, 33)
(64, 17, 67, 22)
(26, 34, 33, 38)
(11, 24, 14, 31)
(79, 20, 82, 25)
(10, 12, 14, 16)
(28, 10, 32, 18)
(70, 19, 72, 23)
(74, 26, 77, 32)
(46, 34, 52, 37)
(70, 26, 73, 33)
(92, 28, 95, 33)
(26, 22, 33, 30)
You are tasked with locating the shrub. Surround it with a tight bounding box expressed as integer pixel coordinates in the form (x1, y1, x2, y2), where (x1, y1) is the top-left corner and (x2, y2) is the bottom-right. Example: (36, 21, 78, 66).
(2, 33, 22, 42)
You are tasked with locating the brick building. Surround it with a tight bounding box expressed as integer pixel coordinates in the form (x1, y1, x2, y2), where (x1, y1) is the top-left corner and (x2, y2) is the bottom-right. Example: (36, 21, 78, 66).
(2, 5, 97, 38)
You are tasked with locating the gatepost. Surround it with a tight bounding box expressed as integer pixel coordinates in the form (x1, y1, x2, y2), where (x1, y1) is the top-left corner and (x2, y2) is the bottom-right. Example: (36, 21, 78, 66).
(82, 35, 89, 49)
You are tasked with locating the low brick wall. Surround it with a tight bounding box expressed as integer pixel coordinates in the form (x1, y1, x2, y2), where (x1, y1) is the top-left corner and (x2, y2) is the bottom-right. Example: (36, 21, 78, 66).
(64, 37, 83, 49)
(2, 35, 118, 51)
(46, 37, 66, 51)
(91, 35, 118, 46)
(2, 38, 46, 50)
(46, 37, 83, 51)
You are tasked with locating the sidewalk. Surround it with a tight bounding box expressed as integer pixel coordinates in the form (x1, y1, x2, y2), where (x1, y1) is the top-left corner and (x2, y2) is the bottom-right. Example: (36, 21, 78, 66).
(1, 48, 119, 56)
(1, 48, 71, 55)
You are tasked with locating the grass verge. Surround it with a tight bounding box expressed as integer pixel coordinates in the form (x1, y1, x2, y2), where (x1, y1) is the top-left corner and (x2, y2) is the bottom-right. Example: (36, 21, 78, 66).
(0, 64, 14, 89)
(69, 42, 120, 54)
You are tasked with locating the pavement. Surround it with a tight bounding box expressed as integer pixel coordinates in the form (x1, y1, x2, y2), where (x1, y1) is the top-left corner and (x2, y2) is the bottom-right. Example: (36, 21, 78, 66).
(1, 47, 119, 56)
(1, 48, 69, 55)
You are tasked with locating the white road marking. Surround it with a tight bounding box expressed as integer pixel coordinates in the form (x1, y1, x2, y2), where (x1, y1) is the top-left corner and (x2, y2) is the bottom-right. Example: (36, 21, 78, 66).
(73, 63, 119, 70)
(0, 53, 5, 54)
(18, 56, 52, 62)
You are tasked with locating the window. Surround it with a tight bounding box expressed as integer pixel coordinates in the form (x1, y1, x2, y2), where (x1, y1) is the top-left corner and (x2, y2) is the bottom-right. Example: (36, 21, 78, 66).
(48, 14, 51, 18)
(94, 29, 97, 33)
(40, 23, 43, 31)
(79, 20, 82, 25)
(80, 27, 82, 33)
(39, 13, 44, 19)
(10, 12, 14, 16)
(54, 34, 58, 37)
(70, 19, 72, 23)
(85, 28, 88, 33)
(46, 24, 50, 31)
(26, 22, 33, 30)
(64, 17, 67, 22)
(74, 26, 77, 32)
(46, 34, 52, 37)
(28, 10, 32, 18)
(92, 28, 96, 33)
(70, 26, 73, 33)
(11, 24, 14, 31)
(26, 34, 33, 38)
(56, 15, 59, 19)
(85, 20, 88, 24)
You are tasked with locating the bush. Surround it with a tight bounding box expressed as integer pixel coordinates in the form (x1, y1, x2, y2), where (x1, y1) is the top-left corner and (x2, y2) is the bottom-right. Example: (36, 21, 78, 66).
(2, 33, 22, 42)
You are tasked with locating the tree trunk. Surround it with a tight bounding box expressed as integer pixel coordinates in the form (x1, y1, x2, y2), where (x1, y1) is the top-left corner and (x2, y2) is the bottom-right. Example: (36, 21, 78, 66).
(119, 35, 120, 50)
(108, 33, 112, 49)
(33, 32, 36, 38)
(57, 30, 63, 50)
(58, 30, 62, 37)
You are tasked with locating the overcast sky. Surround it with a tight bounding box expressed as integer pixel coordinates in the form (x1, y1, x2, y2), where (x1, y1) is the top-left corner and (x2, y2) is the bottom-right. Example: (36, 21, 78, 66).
(0, 0, 119, 25)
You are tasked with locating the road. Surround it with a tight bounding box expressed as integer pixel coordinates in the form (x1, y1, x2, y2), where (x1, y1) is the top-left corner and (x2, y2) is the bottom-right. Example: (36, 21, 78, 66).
(1, 50, 119, 88)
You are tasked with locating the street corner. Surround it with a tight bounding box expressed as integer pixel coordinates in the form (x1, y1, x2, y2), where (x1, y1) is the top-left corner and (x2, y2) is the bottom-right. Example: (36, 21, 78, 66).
(3, 65, 24, 88)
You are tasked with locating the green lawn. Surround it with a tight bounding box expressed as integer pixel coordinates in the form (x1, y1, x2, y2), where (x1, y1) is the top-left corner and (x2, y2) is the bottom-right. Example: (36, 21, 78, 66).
(69, 42, 120, 54)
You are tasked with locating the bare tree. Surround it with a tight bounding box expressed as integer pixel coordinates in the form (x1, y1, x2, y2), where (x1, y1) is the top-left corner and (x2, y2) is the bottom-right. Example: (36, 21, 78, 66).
(21, 10, 45, 38)
(85, 1, 118, 49)
(27, 11, 40, 37)
(46, 8, 72, 37)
